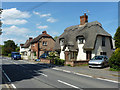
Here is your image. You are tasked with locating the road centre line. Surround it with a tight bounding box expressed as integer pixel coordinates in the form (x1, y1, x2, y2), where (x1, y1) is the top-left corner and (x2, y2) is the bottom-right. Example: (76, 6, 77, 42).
(2, 70, 17, 89)
(34, 71, 48, 77)
(57, 80, 80, 89)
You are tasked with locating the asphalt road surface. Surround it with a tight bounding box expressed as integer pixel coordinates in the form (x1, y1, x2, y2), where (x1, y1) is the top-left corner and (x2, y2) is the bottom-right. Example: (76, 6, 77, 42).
(1, 57, 119, 90)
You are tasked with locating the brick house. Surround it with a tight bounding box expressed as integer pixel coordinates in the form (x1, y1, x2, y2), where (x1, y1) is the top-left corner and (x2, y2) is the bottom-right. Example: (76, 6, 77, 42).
(30, 31, 55, 59)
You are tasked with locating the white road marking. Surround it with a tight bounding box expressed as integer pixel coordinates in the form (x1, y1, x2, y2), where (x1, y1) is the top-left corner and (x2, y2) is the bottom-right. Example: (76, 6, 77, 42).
(2, 70, 11, 82)
(57, 80, 80, 89)
(62, 70, 71, 73)
(97, 78, 119, 83)
(34, 71, 48, 77)
(52, 68, 62, 71)
(73, 72, 92, 78)
(11, 84, 16, 89)
(2, 70, 17, 88)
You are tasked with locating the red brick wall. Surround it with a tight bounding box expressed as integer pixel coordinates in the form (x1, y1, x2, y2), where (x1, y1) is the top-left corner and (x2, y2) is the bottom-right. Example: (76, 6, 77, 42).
(65, 61, 89, 67)
(40, 59, 50, 64)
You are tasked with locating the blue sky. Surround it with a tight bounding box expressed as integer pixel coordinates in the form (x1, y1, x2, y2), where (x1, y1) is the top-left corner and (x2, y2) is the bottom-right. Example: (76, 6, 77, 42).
(1, 2, 118, 45)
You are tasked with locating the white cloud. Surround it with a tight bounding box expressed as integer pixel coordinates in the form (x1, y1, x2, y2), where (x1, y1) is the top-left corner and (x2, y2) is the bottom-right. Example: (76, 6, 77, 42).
(47, 17, 57, 23)
(3, 19, 27, 25)
(50, 31, 59, 36)
(3, 25, 29, 35)
(33, 11, 40, 15)
(33, 11, 51, 18)
(2, 8, 31, 19)
(37, 25, 48, 29)
(40, 13, 51, 18)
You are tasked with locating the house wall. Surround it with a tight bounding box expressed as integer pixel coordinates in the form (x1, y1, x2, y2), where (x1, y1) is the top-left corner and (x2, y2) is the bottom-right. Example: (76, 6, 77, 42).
(31, 37, 55, 59)
(60, 46, 65, 60)
(77, 44, 86, 61)
(92, 36, 112, 58)
(20, 47, 31, 60)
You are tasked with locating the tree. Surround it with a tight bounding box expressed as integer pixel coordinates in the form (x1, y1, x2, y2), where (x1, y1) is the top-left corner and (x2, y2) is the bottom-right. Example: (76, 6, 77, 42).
(109, 48, 120, 71)
(2, 40, 17, 56)
(54, 36, 58, 41)
(114, 26, 120, 48)
(0, 8, 3, 35)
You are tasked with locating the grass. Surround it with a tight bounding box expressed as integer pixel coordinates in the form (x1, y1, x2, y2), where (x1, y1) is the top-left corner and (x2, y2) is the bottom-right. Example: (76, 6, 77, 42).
(75, 64, 88, 67)
(109, 68, 120, 71)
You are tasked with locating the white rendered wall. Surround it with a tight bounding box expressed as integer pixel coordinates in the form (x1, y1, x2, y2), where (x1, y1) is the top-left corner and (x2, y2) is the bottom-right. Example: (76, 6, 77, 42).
(60, 46, 65, 60)
(77, 43, 86, 61)
(92, 36, 112, 58)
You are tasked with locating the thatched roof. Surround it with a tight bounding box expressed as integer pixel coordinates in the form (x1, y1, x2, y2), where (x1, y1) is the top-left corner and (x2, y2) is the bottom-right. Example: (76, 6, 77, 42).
(54, 21, 112, 51)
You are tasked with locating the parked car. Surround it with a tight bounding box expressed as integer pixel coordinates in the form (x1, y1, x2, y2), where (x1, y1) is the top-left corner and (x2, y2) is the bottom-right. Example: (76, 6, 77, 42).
(11, 52, 21, 60)
(35, 53, 49, 61)
(88, 55, 109, 68)
(39, 53, 49, 59)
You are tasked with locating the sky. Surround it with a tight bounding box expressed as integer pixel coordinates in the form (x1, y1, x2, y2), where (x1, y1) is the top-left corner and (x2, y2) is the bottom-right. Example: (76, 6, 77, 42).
(0, 2, 118, 45)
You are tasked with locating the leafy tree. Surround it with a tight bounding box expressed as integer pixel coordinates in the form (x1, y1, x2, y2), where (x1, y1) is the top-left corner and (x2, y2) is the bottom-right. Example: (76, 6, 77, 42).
(54, 36, 58, 41)
(109, 48, 120, 71)
(2, 40, 17, 56)
(114, 27, 120, 48)
(15, 46, 20, 52)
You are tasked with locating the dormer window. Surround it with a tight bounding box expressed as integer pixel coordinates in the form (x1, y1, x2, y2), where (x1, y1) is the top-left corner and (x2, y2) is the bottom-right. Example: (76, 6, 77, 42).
(43, 41, 47, 46)
(77, 37, 85, 44)
(60, 39, 64, 46)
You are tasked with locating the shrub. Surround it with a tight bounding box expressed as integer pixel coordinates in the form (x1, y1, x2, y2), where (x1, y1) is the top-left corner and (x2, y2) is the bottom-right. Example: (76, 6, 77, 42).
(109, 48, 120, 71)
(8, 53, 11, 57)
(67, 64, 71, 66)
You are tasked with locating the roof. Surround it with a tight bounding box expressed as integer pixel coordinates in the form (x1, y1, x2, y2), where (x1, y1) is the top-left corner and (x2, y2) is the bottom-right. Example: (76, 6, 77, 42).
(31, 32, 53, 44)
(54, 21, 112, 51)
(21, 39, 32, 48)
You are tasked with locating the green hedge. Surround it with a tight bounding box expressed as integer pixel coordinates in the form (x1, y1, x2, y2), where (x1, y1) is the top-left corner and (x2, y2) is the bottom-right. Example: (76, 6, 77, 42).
(109, 48, 120, 71)
(53, 58, 65, 66)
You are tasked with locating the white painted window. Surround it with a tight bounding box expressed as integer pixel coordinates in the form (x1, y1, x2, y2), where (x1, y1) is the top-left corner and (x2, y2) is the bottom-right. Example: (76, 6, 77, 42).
(60, 39, 64, 46)
(77, 37, 84, 44)
(43, 41, 47, 46)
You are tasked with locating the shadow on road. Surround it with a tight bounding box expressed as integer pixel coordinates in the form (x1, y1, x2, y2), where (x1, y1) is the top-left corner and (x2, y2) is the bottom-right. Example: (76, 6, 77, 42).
(2, 63, 62, 83)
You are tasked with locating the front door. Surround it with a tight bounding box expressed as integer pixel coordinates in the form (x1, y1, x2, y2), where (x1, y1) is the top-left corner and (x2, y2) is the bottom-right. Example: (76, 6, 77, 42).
(86, 51, 92, 60)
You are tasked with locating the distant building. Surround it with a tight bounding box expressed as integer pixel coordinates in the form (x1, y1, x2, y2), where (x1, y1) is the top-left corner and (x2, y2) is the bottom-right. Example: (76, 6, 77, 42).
(55, 13, 113, 62)
(30, 31, 55, 59)
(20, 37, 33, 60)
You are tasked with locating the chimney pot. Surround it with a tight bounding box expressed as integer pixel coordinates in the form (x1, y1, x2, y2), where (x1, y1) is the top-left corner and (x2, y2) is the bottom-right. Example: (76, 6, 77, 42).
(80, 13, 88, 25)
(42, 31, 47, 34)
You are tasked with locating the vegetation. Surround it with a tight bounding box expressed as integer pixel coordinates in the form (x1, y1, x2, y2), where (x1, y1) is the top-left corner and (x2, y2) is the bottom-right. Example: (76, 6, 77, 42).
(2, 40, 19, 56)
(54, 36, 58, 41)
(47, 52, 65, 66)
(109, 48, 120, 71)
(114, 26, 120, 49)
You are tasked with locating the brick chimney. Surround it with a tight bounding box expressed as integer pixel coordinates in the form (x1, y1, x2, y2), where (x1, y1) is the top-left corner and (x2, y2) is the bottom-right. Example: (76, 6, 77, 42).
(80, 13, 88, 25)
(20, 44, 24, 47)
(29, 37, 33, 41)
(42, 31, 47, 34)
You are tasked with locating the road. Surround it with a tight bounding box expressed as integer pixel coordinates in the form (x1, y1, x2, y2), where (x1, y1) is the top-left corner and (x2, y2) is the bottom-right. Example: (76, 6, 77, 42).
(1, 57, 119, 90)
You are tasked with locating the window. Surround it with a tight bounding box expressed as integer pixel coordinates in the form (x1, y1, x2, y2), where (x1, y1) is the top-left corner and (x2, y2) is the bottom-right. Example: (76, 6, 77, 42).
(102, 36, 105, 46)
(42, 41, 47, 46)
(100, 52, 107, 55)
(60, 39, 64, 46)
(78, 37, 84, 44)
(70, 52, 78, 60)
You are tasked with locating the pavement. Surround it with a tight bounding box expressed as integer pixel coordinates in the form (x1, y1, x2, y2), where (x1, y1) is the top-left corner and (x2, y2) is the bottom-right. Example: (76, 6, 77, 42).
(1, 57, 120, 89)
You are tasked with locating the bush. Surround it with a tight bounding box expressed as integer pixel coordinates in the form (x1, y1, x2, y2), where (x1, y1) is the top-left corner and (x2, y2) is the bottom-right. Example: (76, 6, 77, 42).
(8, 53, 11, 57)
(109, 48, 120, 71)
(54, 58, 65, 66)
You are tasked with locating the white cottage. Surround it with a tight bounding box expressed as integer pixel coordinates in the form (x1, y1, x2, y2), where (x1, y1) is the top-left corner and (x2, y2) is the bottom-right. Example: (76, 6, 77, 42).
(20, 37, 33, 60)
(54, 13, 113, 62)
